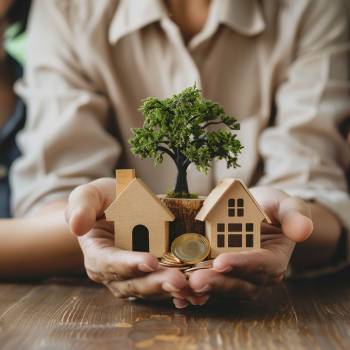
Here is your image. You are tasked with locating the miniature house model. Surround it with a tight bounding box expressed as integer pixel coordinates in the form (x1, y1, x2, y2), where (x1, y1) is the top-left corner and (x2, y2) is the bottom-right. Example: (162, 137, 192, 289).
(196, 178, 271, 258)
(105, 169, 175, 258)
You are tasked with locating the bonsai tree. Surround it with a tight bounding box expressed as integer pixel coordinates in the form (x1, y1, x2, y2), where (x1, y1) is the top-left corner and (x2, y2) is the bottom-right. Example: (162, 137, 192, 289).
(130, 85, 243, 198)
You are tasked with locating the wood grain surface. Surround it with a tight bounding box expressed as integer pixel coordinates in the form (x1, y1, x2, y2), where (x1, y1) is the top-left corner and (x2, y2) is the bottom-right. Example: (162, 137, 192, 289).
(0, 268, 350, 350)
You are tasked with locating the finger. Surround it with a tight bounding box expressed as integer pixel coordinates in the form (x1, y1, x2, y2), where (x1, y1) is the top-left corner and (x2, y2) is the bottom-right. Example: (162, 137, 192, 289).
(173, 298, 189, 309)
(249, 187, 313, 242)
(189, 270, 259, 300)
(80, 241, 160, 281)
(186, 295, 210, 306)
(66, 178, 116, 235)
(105, 268, 188, 300)
(278, 196, 313, 242)
(213, 249, 290, 284)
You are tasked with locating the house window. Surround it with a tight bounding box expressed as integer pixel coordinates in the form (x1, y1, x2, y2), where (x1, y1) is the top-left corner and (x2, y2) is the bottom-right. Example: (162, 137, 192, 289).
(217, 224, 225, 248)
(217, 234, 225, 247)
(237, 199, 244, 216)
(227, 198, 244, 217)
(228, 223, 242, 232)
(246, 223, 254, 248)
(217, 223, 225, 232)
(228, 234, 242, 247)
(227, 224, 242, 247)
(216, 221, 254, 249)
(228, 199, 235, 207)
(246, 234, 254, 247)
(246, 223, 254, 232)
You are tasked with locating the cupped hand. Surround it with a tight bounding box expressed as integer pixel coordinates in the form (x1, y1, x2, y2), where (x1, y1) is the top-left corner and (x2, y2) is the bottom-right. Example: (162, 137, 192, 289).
(65, 178, 189, 301)
(184, 187, 314, 306)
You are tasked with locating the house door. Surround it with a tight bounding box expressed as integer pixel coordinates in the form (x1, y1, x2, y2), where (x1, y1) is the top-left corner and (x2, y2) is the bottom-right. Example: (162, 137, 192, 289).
(132, 225, 150, 252)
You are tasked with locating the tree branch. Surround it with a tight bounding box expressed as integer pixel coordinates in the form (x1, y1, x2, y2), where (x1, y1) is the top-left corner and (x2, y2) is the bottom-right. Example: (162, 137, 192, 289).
(188, 113, 202, 123)
(157, 146, 176, 161)
(200, 120, 224, 129)
(183, 159, 192, 168)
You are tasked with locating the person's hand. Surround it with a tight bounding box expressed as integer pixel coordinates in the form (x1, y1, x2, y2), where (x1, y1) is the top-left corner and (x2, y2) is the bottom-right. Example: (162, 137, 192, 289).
(183, 187, 313, 306)
(65, 178, 189, 302)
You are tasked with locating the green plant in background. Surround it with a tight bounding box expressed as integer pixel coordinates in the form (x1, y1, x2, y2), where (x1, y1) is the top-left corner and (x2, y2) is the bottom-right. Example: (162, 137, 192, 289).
(130, 85, 243, 198)
(5, 24, 26, 65)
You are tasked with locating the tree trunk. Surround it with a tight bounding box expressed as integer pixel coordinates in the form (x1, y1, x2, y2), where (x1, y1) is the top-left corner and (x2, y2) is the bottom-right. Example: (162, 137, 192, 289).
(174, 167, 189, 194)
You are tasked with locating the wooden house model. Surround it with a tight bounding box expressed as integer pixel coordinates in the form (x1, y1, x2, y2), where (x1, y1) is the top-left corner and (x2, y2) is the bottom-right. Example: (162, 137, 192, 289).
(105, 169, 175, 257)
(196, 178, 271, 258)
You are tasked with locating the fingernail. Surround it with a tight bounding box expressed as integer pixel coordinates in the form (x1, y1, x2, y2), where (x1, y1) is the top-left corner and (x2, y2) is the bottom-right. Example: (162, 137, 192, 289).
(172, 292, 186, 299)
(198, 295, 210, 306)
(213, 265, 233, 273)
(187, 297, 197, 305)
(187, 295, 210, 306)
(194, 284, 211, 293)
(173, 299, 189, 309)
(163, 282, 180, 293)
(138, 263, 155, 272)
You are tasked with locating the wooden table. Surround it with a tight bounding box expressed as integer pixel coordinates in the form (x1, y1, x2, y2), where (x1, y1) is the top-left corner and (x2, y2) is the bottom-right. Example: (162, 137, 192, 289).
(0, 268, 350, 350)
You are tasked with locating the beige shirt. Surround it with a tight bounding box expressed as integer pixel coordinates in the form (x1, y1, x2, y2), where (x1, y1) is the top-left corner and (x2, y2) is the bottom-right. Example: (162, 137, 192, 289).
(11, 0, 350, 239)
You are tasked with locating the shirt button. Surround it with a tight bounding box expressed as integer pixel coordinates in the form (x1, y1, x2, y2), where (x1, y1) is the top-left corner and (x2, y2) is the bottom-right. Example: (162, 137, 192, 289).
(0, 164, 7, 180)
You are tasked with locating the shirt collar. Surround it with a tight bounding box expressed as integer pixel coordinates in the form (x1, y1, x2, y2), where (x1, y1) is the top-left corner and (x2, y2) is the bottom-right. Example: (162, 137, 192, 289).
(109, 0, 167, 44)
(218, 0, 266, 36)
(109, 0, 266, 45)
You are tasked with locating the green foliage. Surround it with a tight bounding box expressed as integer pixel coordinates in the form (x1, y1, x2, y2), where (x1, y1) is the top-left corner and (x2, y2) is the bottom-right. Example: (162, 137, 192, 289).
(129, 85, 243, 195)
(166, 190, 198, 199)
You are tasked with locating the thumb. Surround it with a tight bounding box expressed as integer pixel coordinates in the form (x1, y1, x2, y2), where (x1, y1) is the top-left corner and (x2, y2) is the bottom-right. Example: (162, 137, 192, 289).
(65, 178, 116, 236)
(277, 196, 313, 242)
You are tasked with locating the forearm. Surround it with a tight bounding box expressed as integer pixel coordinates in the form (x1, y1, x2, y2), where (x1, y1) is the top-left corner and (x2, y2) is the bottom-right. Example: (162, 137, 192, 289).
(291, 202, 342, 269)
(0, 202, 84, 280)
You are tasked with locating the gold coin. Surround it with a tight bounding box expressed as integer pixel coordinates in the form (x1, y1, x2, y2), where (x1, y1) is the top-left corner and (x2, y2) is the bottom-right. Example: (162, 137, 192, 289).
(161, 256, 180, 263)
(161, 256, 184, 266)
(159, 262, 190, 270)
(162, 252, 182, 263)
(161, 261, 185, 267)
(171, 233, 210, 265)
(160, 255, 187, 268)
(184, 266, 208, 273)
(195, 259, 214, 268)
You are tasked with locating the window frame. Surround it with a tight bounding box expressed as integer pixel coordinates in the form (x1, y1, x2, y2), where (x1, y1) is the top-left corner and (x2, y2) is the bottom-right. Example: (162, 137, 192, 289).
(227, 197, 245, 217)
(217, 234, 225, 248)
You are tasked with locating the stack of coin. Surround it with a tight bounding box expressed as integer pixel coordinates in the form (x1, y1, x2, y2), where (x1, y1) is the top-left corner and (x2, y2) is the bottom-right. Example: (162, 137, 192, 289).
(184, 259, 214, 273)
(159, 233, 212, 272)
(171, 233, 210, 264)
(159, 252, 191, 270)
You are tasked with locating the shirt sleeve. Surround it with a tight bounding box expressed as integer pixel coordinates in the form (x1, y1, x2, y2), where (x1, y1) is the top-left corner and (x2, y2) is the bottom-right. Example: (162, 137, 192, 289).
(10, 0, 121, 217)
(258, 0, 350, 231)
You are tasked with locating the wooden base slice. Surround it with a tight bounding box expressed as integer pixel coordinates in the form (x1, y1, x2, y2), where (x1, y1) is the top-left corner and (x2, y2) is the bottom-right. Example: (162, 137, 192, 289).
(158, 195, 205, 245)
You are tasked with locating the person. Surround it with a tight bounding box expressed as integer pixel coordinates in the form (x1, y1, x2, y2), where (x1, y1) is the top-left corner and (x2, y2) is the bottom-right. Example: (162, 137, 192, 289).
(4, 0, 350, 308)
(0, 0, 83, 279)
(0, 0, 30, 218)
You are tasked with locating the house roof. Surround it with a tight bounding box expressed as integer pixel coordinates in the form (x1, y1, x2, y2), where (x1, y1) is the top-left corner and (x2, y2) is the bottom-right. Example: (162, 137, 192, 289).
(105, 178, 175, 221)
(196, 178, 271, 223)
